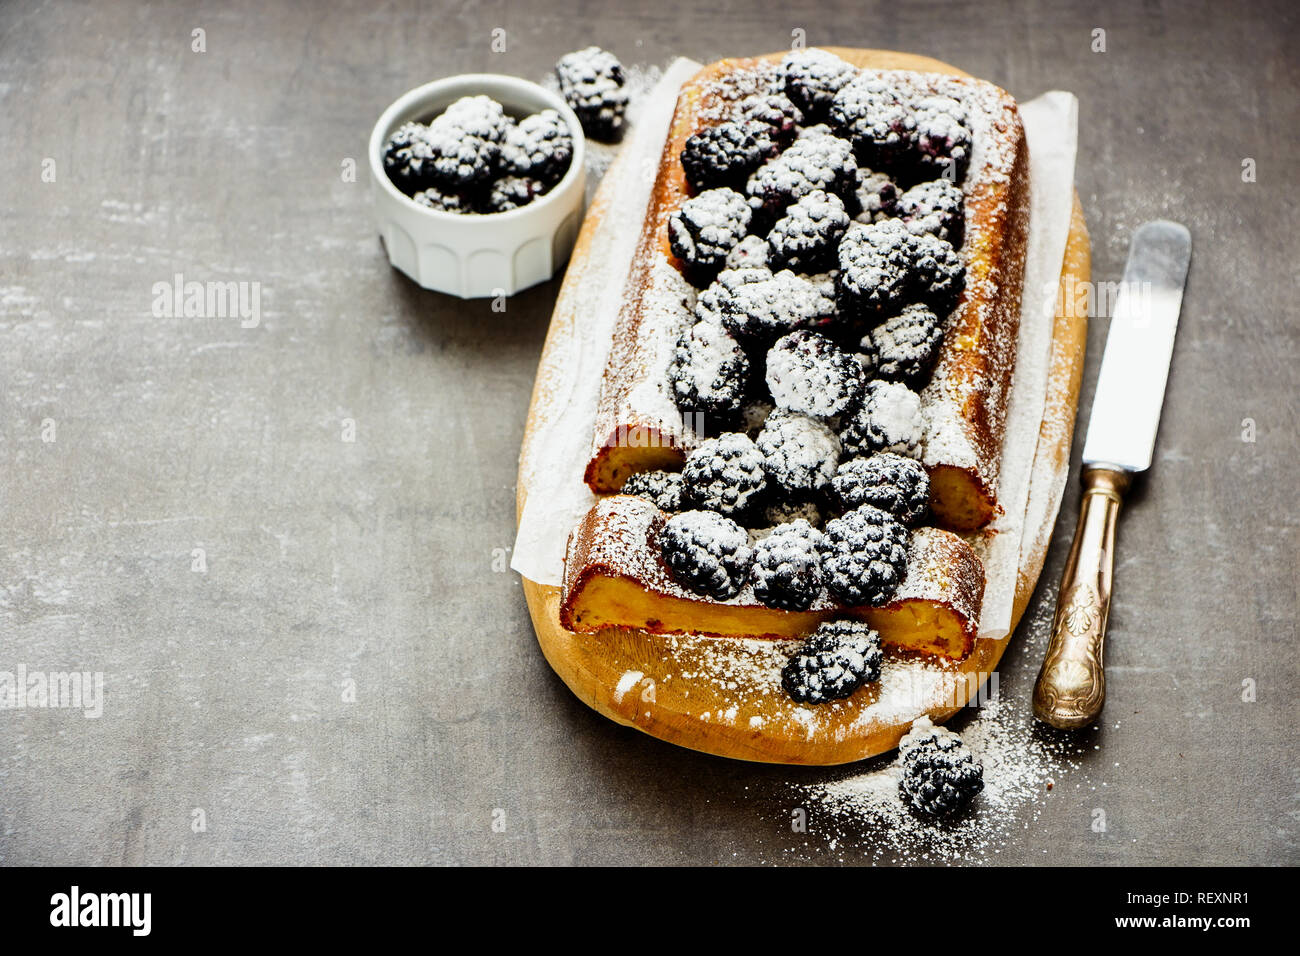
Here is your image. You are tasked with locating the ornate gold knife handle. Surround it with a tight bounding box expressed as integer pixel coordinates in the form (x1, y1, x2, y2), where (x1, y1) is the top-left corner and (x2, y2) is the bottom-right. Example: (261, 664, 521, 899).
(1032, 467, 1131, 729)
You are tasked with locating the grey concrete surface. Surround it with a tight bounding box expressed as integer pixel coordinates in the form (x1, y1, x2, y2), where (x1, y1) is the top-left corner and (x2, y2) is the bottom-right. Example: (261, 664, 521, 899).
(1, 0, 1296, 865)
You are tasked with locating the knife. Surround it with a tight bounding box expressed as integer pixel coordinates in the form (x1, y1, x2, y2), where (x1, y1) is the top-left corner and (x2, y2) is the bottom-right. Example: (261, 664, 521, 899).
(1032, 220, 1192, 730)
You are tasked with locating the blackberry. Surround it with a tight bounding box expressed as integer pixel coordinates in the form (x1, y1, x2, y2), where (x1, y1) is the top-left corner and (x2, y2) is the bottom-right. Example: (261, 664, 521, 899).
(621, 469, 687, 512)
(681, 119, 775, 192)
(751, 519, 826, 611)
(831, 453, 930, 525)
(668, 187, 753, 285)
(412, 184, 471, 214)
(501, 109, 573, 185)
(681, 432, 768, 517)
(745, 126, 858, 227)
(765, 329, 865, 420)
(383, 121, 436, 195)
(782, 619, 884, 703)
(424, 96, 509, 190)
(898, 178, 964, 246)
(909, 229, 966, 313)
(898, 716, 984, 818)
(725, 234, 771, 271)
(738, 92, 805, 145)
(863, 302, 944, 386)
(830, 75, 917, 172)
(755, 409, 841, 496)
(763, 498, 823, 528)
(780, 48, 858, 121)
(911, 95, 972, 184)
(658, 510, 753, 600)
(555, 47, 628, 141)
(835, 219, 915, 320)
(854, 166, 901, 223)
(486, 175, 545, 212)
(819, 504, 910, 606)
(719, 269, 836, 344)
(695, 266, 772, 327)
(668, 320, 750, 419)
(767, 190, 850, 273)
(838, 380, 924, 459)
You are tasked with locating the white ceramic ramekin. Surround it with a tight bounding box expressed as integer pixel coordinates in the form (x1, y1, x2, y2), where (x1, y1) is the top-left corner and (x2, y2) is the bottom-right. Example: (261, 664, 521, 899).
(369, 74, 587, 299)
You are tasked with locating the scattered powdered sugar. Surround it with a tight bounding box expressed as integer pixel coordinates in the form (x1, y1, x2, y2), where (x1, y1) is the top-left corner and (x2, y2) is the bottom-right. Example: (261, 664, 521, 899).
(788, 695, 1090, 863)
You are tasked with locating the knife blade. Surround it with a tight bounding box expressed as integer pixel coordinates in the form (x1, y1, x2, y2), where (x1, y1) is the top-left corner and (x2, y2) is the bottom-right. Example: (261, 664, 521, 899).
(1032, 220, 1192, 730)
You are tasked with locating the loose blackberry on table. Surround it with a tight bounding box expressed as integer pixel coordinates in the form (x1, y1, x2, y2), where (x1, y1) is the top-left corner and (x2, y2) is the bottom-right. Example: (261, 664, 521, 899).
(744, 125, 858, 227)
(766, 189, 850, 273)
(819, 504, 910, 606)
(737, 92, 804, 145)
(555, 46, 628, 141)
(765, 329, 865, 420)
(500, 109, 573, 185)
(750, 519, 826, 611)
(911, 95, 972, 184)
(779, 48, 858, 121)
(831, 453, 930, 525)
(383, 121, 437, 195)
(620, 470, 687, 513)
(658, 510, 753, 600)
(863, 302, 944, 386)
(755, 409, 842, 496)
(830, 75, 917, 173)
(897, 178, 965, 246)
(898, 716, 984, 818)
(838, 379, 924, 458)
(782, 619, 884, 704)
(668, 187, 753, 284)
(668, 320, 750, 419)
(681, 432, 768, 517)
(719, 269, 836, 345)
(680, 119, 775, 192)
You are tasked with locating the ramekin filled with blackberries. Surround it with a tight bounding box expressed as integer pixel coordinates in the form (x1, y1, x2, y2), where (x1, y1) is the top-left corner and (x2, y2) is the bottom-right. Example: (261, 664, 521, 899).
(369, 73, 586, 298)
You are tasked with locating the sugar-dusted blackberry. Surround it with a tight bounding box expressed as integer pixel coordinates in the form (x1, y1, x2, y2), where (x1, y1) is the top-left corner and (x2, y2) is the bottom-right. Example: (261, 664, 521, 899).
(838, 380, 924, 459)
(819, 504, 910, 606)
(912, 95, 972, 183)
(412, 184, 471, 214)
(910, 229, 966, 313)
(681, 119, 775, 192)
(830, 75, 917, 172)
(668, 187, 753, 285)
(863, 302, 944, 386)
(780, 48, 859, 121)
(555, 46, 628, 141)
(854, 166, 900, 224)
(782, 619, 884, 703)
(424, 97, 509, 190)
(831, 453, 930, 525)
(486, 175, 545, 212)
(501, 109, 573, 185)
(767, 190, 850, 273)
(765, 329, 865, 420)
(693, 267, 767, 329)
(763, 498, 823, 528)
(681, 432, 768, 517)
(738, 92, 804, 145)
(658, 510, 753, 600)
(755, 408, 841, 496)
(835, 219, 915, 320)
(725, 234, 771, 271)
(898, 178, 965, 246)
(621, 469, 687, 512)
(719, 269, 836, 344)
(745, 126, 858, 227)
(383, 121, 436, 195)
(751, 519, 826, 611)
(898, 716, 984, 818)
(668, 320, 750, 419)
